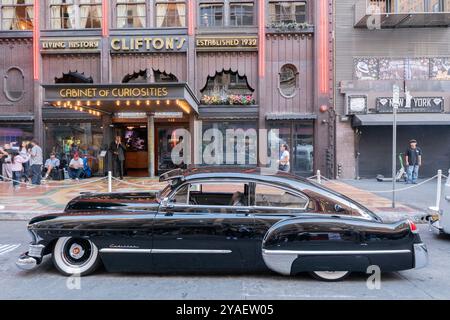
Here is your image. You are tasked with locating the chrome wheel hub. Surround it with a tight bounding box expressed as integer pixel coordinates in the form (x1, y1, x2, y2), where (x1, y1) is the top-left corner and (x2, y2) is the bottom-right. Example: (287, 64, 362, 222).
(69, 244, 85, 260)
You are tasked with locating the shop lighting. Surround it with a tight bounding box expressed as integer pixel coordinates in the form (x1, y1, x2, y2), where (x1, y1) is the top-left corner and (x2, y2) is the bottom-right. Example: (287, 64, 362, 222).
(87, 101, 91, 106)
(146, 100, 150, 106)
(79, 107, 84, 112)
(56, 101, 61, 106)
(116, 101, 121, 106)
(126, 101, 131, 106)
(136, 100, 141, 106)
(166, 100, 170, 105)
(156, 100, 160, 105)
(74, 106, 79, 111)
(96, 101, 101, 106)
(77, 101, 81, 106)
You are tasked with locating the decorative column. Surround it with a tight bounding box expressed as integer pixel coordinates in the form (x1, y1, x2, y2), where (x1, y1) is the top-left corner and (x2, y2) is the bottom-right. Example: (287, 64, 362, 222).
(147, 113, 155, 177)
(33, 0, 43, 144)
(314, 0, 334, 178)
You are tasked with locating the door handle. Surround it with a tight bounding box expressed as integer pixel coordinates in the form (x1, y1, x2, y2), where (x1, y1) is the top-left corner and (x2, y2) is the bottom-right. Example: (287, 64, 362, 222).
(236, 209, 250, 214)
(446, 196, 450, 201)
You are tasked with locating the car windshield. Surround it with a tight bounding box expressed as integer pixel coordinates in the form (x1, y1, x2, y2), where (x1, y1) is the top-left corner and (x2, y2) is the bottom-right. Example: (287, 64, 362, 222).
(158, 184, 173, 202)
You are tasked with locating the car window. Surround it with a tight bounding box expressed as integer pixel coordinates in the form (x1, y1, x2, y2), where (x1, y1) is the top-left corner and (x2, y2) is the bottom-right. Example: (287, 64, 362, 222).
(188, 182, 249, 206)
(172, 184, 188, 204)
(255, 184, 308, 209)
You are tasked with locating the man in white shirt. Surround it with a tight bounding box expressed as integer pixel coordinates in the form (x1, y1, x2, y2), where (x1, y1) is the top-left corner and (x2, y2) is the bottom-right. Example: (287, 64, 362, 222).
(69, 153, 84, 181)
(43, 153, 61, 181)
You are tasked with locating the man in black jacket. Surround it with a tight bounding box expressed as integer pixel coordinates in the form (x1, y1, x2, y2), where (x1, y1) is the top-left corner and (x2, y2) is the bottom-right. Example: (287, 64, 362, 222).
(405, 139, 422, 184)
(110, 136, 126, 180)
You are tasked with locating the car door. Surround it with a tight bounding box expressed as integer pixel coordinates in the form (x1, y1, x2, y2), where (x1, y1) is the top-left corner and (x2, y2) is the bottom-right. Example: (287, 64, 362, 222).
(251, 182, 308, 270)
(153, 180, 256, 272)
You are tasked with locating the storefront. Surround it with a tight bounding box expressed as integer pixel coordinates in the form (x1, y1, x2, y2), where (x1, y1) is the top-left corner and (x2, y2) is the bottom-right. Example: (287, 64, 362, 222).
(342, 80, 450, 178)
(43, 83, 199, 177)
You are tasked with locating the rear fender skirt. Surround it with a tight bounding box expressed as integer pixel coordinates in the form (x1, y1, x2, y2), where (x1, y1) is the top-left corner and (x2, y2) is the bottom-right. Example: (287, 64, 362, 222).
(262, 249, 413, 275)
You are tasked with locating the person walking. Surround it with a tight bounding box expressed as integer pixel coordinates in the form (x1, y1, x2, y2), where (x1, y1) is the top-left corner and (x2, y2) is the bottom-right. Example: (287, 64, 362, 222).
(29, 139, 43, 186)
(110, 136, 126, 180)
(405, 139, 422, 184)
(277, 144, 291, 172)
(11, 150, 29, 189)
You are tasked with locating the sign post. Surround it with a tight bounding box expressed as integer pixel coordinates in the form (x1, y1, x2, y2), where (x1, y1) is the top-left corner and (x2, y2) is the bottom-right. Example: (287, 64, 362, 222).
(392, 85, 400, 208)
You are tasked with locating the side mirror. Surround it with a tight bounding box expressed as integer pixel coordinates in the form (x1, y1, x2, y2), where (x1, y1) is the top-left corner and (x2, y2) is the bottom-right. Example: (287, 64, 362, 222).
(334, 204, 346, 213)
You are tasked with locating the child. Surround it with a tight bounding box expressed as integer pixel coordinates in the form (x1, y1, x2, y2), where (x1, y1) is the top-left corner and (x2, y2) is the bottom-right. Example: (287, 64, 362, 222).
(11, 150, 29, 189)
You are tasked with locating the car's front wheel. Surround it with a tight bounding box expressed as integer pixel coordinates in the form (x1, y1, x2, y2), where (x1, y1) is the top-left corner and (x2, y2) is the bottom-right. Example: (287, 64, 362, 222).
(310, 271, 350, 282)
(52, 237, 101, 276)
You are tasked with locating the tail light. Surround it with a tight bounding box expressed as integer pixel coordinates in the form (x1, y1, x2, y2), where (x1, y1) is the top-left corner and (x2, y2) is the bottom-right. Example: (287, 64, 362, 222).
(408, 220, 418, 234)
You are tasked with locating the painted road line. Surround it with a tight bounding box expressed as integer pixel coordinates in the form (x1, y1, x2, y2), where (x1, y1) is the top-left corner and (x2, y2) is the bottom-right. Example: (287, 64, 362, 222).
(0, 244, 21, 256)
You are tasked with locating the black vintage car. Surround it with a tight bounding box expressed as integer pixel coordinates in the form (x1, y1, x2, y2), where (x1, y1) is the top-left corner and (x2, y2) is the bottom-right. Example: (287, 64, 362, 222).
(16, 167, 428, 281)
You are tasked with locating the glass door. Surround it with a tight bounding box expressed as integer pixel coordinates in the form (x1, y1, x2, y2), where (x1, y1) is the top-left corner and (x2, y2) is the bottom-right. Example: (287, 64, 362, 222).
(156, 125, 189, 174)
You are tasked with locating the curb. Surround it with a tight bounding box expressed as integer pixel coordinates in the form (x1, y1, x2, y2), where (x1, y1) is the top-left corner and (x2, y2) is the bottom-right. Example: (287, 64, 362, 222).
(375, 211, 428, 224)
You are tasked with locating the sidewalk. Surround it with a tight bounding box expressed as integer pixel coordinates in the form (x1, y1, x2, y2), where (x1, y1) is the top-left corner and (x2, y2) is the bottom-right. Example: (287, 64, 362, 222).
(0, 177, 425, 222)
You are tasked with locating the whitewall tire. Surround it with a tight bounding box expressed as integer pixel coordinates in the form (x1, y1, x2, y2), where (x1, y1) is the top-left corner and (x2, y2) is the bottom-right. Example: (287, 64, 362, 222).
(52, 237, 101, 276)
(310, 271, 350, 282)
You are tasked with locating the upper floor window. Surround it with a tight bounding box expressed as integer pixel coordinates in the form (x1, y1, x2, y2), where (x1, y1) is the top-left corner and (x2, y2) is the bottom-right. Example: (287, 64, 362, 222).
(50, 0, 102, 29)
(201, 70, 254, 97)
(117, 0, 146, 28)
(199, 3, 223, 27)
(230, 2, 254, 26)
(156, 0, 186, 27)
(1, 0, 33, 31)
(269, 1, 306, 24)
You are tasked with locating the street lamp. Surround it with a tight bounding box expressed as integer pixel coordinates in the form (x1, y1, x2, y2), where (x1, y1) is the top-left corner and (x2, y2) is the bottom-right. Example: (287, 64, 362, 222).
(392, 84, 400, 208)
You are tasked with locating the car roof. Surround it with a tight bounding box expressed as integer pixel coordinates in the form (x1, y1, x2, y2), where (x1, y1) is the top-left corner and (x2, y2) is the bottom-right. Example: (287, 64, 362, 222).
(160, 166, 314, 189)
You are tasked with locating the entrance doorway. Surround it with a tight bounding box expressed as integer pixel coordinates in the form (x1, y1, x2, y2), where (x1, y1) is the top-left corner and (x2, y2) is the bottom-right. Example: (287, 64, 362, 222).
(113, 121, 190, 177)
(267, 120, 315, 177)
(114, 124, 149, 177)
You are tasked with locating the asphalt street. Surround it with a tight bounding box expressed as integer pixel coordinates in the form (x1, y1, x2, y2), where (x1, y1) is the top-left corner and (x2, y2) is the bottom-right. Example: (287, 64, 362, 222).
(1, 221, 450, 300)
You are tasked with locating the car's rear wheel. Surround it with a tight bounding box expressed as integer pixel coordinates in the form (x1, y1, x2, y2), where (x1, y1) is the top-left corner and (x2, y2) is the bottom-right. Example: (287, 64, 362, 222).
(52, 237, 101, 276)
(310, 271, 350, 282)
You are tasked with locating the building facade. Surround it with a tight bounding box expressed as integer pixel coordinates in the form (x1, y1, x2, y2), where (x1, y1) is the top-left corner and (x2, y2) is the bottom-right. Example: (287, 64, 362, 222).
(335, 0, 450, 179)
(0, 0, 334, 177)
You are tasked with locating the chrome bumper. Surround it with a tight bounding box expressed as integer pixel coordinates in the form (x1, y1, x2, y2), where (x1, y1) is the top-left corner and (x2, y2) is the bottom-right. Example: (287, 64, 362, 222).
(16, 244, 45, 271)
(16, 254, 38, 270)
(414, 243, 428, 269)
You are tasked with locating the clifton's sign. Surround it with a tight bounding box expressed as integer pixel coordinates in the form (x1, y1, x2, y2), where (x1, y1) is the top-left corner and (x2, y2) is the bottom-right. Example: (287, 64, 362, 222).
(110, 36, 188, 52)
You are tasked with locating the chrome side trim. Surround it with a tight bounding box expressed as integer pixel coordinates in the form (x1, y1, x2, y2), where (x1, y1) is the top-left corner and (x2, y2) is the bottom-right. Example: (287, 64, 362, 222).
(100, 248, 152, 254)
(152, 249, 232, 254)
(413, 243, 428, 269)
(28, 244, 45, 258)
(262, 249, 411, 256)
(100, 248, 232, 254)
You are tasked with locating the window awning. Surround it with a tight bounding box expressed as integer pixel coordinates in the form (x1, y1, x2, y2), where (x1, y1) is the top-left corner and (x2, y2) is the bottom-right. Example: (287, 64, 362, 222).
(353, 113, 450, 126)
(42, 83, 200, 117)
